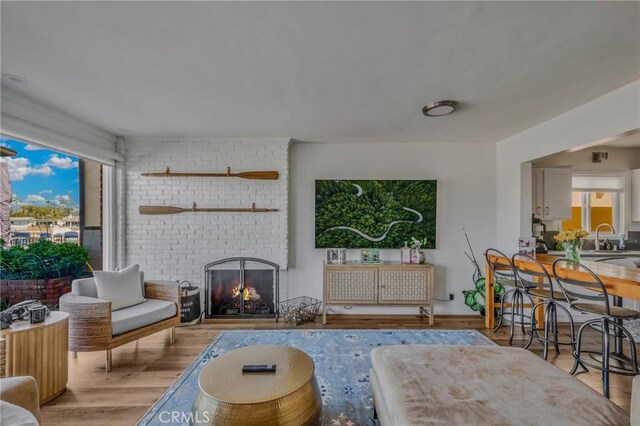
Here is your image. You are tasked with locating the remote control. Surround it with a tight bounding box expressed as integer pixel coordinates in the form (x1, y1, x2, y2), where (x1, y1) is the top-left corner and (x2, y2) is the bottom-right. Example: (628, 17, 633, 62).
(242, 364, 276, 373)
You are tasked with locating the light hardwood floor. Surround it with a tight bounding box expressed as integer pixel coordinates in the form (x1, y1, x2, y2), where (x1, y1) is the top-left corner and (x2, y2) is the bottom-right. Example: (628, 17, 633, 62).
(40, 315, 636, 425)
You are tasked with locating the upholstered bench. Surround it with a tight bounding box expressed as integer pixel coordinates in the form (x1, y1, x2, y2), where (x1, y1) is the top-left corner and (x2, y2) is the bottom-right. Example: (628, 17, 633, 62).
(370, 345, 630, 425)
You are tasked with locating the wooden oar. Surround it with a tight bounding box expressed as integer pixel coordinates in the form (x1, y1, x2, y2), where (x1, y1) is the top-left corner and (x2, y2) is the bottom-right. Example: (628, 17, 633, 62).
(139, 203, 278, 215)
(141, 167, 278, 180)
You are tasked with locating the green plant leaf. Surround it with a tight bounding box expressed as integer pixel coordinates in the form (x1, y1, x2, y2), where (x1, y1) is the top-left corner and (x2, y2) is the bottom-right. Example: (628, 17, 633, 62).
(463, 290, 476, 308)
(474, 291, 487, 309)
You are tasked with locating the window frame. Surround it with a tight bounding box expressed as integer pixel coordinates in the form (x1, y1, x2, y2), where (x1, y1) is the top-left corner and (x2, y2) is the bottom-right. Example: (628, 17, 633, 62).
(570, 172, 624, 238)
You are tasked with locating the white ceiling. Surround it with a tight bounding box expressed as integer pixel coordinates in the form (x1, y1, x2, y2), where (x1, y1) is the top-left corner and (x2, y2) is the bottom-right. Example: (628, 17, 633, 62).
(1, 2, 639, 143)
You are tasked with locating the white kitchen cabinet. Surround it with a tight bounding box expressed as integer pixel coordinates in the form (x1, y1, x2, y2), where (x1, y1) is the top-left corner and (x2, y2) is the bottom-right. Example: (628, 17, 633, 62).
(632, 169, 640, 222)
(531, 168, 544, 217)
(532, 168, 572, 220)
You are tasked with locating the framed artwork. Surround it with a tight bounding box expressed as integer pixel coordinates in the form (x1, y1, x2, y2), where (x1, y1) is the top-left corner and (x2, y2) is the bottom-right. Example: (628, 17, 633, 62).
(315, 180, 437, 249)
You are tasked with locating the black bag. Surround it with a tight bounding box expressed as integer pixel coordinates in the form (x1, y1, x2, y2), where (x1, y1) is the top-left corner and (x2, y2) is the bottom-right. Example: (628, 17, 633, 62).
(179, 282, 201, 324)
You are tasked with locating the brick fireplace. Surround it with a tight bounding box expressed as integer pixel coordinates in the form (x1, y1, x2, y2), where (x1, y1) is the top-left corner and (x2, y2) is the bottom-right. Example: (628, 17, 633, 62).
(123, 139, 289, 291)
(205, 257, 279, 319)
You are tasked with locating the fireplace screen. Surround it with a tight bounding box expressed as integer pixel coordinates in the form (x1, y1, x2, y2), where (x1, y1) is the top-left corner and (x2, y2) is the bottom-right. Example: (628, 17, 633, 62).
(205, 257, 279, 319)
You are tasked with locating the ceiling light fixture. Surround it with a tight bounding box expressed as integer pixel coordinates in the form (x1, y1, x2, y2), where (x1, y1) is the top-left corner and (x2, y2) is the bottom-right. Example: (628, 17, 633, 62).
(422, 100, 460, 117)
(2, 74, 28, 84)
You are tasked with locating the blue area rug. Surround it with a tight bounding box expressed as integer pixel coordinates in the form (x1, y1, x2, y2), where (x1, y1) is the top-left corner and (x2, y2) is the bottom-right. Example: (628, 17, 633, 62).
(138, 329, 495, 425)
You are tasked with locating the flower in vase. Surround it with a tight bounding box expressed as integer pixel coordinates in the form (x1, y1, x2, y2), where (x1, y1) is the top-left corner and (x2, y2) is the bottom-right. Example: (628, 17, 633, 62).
(554, 228, 589, 248)
(409, 237, 428, 250)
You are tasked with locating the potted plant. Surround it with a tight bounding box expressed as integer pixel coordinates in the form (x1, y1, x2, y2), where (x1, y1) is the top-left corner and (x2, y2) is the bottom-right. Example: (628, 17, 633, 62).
(0, 240, 89, 309)
(409, 237, 428, 264)
(460, 230, 505, 316)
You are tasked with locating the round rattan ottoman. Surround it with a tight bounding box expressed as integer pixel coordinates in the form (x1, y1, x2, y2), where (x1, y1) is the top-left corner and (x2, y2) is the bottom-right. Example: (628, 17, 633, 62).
(192, 345, 321, 425)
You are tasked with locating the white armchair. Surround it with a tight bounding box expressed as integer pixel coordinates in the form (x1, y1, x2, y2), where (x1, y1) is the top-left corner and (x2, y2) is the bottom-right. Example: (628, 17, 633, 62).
(59, 272, 179, 371)
(0, 376, 40, 426)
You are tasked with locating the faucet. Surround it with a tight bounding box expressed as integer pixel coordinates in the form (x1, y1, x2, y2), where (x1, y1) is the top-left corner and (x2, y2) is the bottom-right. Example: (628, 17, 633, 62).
(595, 223, 615, 251)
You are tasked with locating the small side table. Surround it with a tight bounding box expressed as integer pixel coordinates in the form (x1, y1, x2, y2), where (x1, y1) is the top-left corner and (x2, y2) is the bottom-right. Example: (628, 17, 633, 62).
(193, 345, 321, 425)
(0, 311, 69, 405)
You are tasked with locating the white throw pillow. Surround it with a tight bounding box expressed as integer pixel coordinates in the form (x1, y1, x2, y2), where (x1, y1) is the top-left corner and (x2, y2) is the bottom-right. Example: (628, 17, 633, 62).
(94, 264, 146, 311)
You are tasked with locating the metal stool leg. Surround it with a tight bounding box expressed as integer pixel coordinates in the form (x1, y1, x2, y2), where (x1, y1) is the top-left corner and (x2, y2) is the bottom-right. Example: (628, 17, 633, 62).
(608, 321, 640, 373)
(525, 300, 544, 351)
(602, 318, 611, 398)
(519, 291, 527, 335)
(508, 291, 518, 346)
(493, 288, 513, 333)
(551, 303, 560, 355)
(521, 292, 535, 349)
(554, 302, 577, 354)
(570, 319, 595, 375)
(542, 302, 552, 360)
(619, 324, 639, 373)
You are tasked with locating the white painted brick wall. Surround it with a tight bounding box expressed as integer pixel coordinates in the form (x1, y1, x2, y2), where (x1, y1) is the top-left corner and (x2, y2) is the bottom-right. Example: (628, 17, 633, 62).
(124, 139, 289, 290)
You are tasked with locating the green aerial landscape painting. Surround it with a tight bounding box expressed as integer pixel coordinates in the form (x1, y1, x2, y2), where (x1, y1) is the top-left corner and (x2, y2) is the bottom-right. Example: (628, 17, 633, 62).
(315, 180, 437, 249)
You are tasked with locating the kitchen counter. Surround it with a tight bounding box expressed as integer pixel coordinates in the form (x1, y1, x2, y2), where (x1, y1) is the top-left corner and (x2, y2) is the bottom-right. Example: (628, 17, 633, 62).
(484, 253, 640, 329)
(547, 250, 640, 258)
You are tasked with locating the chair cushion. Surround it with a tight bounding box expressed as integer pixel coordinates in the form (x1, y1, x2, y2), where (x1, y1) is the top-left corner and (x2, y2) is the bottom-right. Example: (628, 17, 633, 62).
(496, 277, 518, 287)
(72, 271, 145, 298)
(111, 299, 176, 336)
(0, 376, 39, 422)
(72, 277, 99, 298)
(0, 401, 38, 426)
(573, 302, 640, 319)
(94, 264, 146, 311)
(528, 288, 576, 301)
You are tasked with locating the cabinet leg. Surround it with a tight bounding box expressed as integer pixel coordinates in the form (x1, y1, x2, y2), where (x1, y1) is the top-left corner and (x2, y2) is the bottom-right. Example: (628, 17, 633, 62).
(322, 305, 327, 325)
(430, 303, 434, 326)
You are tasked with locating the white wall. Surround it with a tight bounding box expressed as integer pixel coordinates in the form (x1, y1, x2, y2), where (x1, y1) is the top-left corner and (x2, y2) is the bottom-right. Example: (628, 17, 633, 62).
(496, 80, 640, 250)
(123, 139, 289, 286)
(288, 142, 497, 315)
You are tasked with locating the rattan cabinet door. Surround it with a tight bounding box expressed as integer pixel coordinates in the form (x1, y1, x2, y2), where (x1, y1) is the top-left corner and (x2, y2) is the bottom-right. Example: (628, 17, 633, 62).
(379, 269, 430, 304)
(326, 269, 377, 303)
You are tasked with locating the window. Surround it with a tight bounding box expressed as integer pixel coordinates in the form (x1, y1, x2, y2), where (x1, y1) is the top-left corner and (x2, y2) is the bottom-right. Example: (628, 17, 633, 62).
(562, 174, 623, 234)
(1, 135, 107, 269)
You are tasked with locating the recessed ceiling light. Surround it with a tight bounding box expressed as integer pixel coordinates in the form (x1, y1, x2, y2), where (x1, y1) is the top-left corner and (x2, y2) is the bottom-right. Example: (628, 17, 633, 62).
(2, 74, 28, 84)
(422, 100, 460, 117)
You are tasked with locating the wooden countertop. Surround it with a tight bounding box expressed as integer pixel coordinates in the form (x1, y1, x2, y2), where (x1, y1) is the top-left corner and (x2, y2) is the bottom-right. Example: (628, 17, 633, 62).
(0, 311, 69, 336)
(534, 253, 640, 287)
(324, 261, 434, 268)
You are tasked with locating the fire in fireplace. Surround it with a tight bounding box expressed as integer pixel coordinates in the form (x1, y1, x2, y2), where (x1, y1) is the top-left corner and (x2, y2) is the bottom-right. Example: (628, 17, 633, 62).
(205, 257, 279, 320)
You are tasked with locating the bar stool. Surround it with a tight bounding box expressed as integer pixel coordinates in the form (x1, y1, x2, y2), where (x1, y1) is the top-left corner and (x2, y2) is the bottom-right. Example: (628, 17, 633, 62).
(552, 258, 640, 398)
(512, 253, 576, 360)
(485, 249, 535, 347)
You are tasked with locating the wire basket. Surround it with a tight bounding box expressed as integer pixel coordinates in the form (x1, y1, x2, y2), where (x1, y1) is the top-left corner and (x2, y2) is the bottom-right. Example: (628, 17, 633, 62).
(278, 296, 322, 326)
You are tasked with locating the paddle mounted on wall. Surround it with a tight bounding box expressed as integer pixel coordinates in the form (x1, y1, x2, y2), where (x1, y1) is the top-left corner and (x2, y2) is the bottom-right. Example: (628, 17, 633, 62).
(139, 202, 278, 215)
(141, 167, 279, 180)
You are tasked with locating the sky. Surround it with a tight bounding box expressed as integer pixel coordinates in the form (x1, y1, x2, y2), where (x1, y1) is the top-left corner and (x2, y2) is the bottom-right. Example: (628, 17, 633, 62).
(1, 137, 79, 209)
